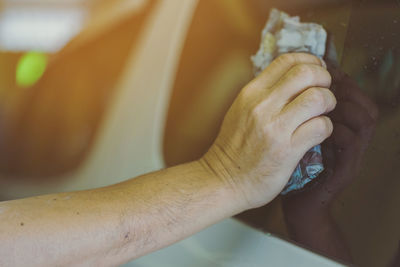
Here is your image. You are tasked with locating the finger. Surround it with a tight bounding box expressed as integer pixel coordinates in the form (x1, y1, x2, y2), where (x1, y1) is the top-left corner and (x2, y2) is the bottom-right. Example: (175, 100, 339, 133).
(279, 87, 336, 132)
(269, 64, 332, 108)
(335, 74, 379, 120)
(291, 116, 333, 155)
(330, 101, 375, 139)
(250, 53, 326, 90)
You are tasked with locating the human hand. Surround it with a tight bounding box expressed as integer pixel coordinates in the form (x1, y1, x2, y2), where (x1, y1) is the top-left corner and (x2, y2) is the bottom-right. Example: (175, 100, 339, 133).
(201, 53, 335, 210)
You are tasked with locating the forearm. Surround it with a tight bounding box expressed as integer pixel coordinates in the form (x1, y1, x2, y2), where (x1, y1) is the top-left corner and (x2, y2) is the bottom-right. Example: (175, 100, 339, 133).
(0, 160, 240, 266)
(0, 52, 336, 266)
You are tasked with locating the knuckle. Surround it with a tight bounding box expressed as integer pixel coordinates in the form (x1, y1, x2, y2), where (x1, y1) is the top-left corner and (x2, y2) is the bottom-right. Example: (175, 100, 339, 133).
(240, 84, 255, 99)
(315, 116, 333, 137)
(237, 87, 255, 110)
(328, 89, 337, 107)
(243, 80, 260, 93)
(263, 123, 280, 142)
(275, 116, 289, 131)
(305, 88, 326, 109)
(263, 129, 277, 144)
(322, 69, 333, 87)
(269, 133, 291, 158)
(291, 64, 332, 88)
(326, 70, 333, 86)
(275, 53, 295, 65)
(264, 121, 290, 147)
(237, 89, 249, 104)
(292, 64, 316, 82)
(274, 116, 295, 136)
(249, 102, 265, 120)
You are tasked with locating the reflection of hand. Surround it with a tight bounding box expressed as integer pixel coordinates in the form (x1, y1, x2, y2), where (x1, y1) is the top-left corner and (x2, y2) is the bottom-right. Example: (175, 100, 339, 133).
(282, 67, 378, 263)
(284, 68, 378, 208)
(201, 53, 335, 210)
(324, 69, 379, 201)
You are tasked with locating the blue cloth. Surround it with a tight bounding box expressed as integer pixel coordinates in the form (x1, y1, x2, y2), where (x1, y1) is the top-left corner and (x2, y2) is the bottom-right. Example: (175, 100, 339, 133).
(281, 145, 324, 195)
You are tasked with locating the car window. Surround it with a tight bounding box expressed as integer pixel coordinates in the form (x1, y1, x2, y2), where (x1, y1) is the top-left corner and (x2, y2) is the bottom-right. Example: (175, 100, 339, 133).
(164, 1, 400, 266)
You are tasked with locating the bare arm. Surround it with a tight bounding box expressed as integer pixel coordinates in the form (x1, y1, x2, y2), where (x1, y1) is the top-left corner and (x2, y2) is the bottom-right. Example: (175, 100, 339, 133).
(0, 161, 238, 266)
(0, 53, 335, 266)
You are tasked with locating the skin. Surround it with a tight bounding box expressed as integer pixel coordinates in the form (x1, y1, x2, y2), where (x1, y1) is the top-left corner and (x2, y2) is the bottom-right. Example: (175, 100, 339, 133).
(0, 53, 335, 266)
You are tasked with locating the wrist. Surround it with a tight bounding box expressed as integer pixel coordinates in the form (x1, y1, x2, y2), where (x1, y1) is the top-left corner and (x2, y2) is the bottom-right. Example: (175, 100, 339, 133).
(197, 150, 249, 214)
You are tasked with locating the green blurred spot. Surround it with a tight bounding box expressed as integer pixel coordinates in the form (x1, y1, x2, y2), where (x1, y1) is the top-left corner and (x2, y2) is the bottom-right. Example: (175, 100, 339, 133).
(16, 52, 48, 87)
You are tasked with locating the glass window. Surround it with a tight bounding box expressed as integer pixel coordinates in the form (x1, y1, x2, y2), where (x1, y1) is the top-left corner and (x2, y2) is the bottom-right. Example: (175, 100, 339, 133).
(164, 1, 400, 266)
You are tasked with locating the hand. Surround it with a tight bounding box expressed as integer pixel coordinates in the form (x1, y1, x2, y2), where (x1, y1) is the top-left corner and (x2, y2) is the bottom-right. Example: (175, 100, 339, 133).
(201, 53, 336, 210)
